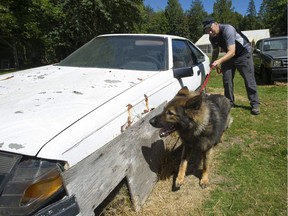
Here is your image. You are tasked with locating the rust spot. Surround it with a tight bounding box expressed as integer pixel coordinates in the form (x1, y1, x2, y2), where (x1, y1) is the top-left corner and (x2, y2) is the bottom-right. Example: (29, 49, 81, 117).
(121, 104, 133, 132)
(127, 104, 133, 127)
(142, 94, 150, 114)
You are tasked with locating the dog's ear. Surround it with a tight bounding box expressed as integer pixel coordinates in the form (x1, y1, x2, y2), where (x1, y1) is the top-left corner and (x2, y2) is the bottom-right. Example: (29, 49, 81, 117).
(185, 95, 202, 110)
(176, 86, 190, 97)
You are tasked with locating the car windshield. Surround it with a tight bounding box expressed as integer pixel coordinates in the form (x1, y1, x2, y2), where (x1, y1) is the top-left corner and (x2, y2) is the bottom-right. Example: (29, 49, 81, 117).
(263, 38, 287, 51)
(57, 35, 168, 71)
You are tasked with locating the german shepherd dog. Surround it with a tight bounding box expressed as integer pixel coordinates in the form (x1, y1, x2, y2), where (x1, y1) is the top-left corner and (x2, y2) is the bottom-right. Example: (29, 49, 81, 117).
(149, 86, 232, 188)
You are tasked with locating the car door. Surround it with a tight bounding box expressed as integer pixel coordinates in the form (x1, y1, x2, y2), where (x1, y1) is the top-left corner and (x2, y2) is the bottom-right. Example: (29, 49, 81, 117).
(253, 40, 262, 74)
(172, 39, 206, 91)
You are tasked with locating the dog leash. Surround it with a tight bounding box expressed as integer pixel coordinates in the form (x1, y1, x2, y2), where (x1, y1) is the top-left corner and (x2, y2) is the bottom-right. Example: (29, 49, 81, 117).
(198, 66, 221, 94)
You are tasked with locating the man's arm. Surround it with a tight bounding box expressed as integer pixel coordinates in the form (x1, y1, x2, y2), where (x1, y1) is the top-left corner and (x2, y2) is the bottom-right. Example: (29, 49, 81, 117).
(211, 47, 219, 63)
(212, 44, 235, 67)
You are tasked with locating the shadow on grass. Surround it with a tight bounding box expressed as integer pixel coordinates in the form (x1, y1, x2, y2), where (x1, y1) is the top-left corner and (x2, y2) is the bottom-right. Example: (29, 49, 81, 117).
(233, 104, 251, 111)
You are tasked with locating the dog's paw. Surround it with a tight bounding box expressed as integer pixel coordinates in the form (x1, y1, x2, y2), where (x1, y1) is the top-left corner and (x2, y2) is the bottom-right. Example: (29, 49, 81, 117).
(175, 176, 184, 188)
(199, 178, 209, 189)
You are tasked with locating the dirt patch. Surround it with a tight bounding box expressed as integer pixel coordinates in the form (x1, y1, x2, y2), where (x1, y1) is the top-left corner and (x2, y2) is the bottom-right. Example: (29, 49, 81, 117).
(274, 81, 287, 86)
(97, 133, 230, 216)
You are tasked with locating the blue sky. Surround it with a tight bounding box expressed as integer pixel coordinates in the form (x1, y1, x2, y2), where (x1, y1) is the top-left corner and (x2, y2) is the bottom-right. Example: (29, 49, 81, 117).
(144, 0, 262, 15)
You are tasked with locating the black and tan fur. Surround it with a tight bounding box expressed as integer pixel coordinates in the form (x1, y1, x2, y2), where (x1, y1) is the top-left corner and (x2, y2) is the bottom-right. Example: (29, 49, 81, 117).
(149, 86, 233, 188)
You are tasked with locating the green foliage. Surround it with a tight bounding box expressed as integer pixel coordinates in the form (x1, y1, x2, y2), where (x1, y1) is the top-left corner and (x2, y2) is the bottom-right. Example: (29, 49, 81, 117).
(165, 0, 189, 38)
(212, 0, 234, 24)
(144, 10, 169, 34)
(258, 0, 287, 36)
(242, 0, 259, 30)
(186, 0, 208, 43)
(211, 0, 244, 29)
(60, 0, 144, 53)
(0, 0, 287, 68)
(199, 72, 287, 216)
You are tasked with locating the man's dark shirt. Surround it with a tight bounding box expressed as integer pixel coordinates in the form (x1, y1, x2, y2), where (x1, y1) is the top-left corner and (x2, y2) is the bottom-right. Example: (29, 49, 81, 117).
(209, 24, 251, 57)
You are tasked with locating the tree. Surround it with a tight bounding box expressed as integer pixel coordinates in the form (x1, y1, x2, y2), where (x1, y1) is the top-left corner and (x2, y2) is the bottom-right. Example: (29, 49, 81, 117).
(186, 0, 208, 43)
(165, 0, 189, 37)
(145, 10, 169, 34)
(0, 0, 64, 67)
(60, 0, 144, 53)
(0, 0, 146, 67)
(0, 0, 19, 67)
(212, 0, 244, 29)
(258, 0, 287, 36)
(212, 0, 234, 23)
(242, 0, 258, 30)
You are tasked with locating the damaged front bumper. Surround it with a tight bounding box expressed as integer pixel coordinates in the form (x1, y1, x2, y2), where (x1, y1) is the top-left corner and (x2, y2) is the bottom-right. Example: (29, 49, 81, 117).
(0, 152, 79, 216)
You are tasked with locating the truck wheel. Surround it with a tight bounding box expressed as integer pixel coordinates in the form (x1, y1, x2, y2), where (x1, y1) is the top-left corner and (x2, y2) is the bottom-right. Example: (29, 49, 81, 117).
(261, 67, 272, 84)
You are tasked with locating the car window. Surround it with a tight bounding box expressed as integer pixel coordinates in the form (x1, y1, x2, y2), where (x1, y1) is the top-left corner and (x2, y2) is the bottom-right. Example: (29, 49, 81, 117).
(263, 38, 287, 51)
(58, 36, 168, 71)
(172, 39, 205, 68)
(255, 40, 261, 50)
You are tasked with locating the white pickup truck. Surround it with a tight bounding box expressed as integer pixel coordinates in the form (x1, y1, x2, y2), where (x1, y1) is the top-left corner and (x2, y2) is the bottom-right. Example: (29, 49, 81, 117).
(0, 34, 210, 215)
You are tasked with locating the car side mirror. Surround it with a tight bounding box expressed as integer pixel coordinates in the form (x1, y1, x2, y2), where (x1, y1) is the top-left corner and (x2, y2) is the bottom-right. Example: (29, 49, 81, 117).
(253, 48, 260, 54)
(173, 67, 194, 79)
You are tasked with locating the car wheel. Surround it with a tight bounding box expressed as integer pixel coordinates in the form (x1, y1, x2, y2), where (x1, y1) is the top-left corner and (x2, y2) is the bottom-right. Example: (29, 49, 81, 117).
(261, 67, 272, 84)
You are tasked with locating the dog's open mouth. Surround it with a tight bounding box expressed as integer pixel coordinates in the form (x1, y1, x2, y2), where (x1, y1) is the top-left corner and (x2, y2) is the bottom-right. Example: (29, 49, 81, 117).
(159, 125, 176, 137)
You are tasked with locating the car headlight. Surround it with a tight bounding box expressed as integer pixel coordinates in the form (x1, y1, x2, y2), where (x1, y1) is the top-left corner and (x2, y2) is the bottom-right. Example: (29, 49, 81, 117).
(0, 152, 66, 216)
(20, 168, 64, 206)
(272, 60, 282, 67)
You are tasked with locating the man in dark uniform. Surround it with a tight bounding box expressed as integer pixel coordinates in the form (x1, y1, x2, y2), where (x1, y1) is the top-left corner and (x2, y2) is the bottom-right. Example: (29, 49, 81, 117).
(203, 18, 260, 115)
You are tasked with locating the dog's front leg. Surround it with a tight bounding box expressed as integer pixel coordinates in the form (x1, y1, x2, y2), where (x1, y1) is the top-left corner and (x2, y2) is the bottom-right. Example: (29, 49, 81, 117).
(175, 146, 192, 188)
(200, 147, 213, 188)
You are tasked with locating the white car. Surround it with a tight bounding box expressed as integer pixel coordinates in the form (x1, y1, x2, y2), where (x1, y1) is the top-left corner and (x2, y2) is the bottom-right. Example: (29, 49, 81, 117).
(0, 34, 210, 215)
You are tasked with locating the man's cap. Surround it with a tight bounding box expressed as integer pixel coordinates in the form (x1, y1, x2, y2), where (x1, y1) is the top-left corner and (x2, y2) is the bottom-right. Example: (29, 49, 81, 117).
(203, 18, 215, 30)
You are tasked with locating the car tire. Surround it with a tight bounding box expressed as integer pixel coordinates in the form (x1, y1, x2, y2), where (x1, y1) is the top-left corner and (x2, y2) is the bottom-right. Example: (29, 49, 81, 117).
(261, 66, 272, 84)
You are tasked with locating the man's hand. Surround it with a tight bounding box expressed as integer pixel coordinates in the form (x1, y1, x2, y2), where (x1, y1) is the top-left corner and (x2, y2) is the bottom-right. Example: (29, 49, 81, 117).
(210, 61, 222, 74)
(211, 61, 218, 68)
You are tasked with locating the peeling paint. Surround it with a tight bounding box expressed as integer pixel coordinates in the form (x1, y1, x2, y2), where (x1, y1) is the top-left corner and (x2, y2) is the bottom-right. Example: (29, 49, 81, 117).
(0, 76, 14, 81)
(0, 142, 3, 148)
(129, 81, 136, 86)
(37, 75, 45, 79)
(73, 91, 83, 95)
(104, 80, 121, 84)
(9, 143, 25, 150)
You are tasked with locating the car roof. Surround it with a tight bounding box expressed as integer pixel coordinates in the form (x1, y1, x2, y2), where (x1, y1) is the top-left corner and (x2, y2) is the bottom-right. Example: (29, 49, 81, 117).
(97, 33, 187, 40)
(260, 36, 288, 41)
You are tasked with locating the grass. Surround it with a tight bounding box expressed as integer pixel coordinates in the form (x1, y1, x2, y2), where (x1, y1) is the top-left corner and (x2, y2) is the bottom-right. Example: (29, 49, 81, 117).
(198, 72, 287, 215)
(98, 71, 287, 216)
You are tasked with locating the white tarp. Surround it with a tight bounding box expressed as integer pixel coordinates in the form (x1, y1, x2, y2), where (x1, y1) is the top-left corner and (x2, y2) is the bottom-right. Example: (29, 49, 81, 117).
(196, 29, 270, 54)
